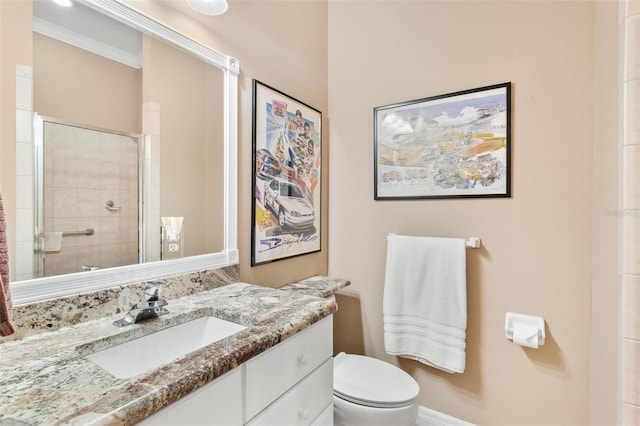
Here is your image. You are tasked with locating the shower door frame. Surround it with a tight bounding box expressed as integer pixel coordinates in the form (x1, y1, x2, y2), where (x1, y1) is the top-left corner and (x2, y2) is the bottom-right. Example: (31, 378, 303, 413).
(33, 114, 144, 278)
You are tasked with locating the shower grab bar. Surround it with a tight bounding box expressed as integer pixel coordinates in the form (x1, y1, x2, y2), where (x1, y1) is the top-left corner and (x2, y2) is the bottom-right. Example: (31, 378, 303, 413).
(62, 228, 95, 236)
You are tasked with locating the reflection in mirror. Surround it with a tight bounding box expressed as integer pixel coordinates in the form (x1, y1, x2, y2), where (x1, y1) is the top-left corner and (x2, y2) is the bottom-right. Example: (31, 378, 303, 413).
(12, 0, 224, 281)
(35, 118, 142, 278)
(8, 0, 239, 304)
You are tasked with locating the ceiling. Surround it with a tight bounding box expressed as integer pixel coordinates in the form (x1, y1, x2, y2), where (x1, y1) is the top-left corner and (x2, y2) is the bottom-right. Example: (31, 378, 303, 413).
(32, 0, 143, 68)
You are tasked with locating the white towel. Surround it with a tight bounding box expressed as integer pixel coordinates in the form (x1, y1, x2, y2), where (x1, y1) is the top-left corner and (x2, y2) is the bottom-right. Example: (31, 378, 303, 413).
(44, 232, 63, 252)
(383, 234, 467, 373)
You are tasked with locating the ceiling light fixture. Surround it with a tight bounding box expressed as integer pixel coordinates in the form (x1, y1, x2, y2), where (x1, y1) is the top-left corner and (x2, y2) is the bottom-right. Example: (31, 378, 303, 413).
(186, 0, 228, 16)
(51, 0, 73, 7)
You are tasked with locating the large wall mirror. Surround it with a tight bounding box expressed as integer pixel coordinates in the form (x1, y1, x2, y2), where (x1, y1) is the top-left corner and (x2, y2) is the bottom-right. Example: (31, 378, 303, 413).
(9, 0, 239, 305)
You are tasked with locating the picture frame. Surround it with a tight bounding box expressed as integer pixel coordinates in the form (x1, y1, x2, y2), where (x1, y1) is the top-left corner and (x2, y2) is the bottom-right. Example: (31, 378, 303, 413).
(251, 80, 322, 266)
(374, 82, 511, 200)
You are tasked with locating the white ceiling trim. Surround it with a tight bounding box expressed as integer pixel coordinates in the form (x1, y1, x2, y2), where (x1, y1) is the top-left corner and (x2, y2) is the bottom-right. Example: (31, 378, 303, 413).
(33, 16, 143, 69)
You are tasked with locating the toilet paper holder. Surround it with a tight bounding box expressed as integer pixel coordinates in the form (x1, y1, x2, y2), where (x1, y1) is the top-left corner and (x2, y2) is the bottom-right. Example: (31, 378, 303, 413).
(504, 312, 545, 347)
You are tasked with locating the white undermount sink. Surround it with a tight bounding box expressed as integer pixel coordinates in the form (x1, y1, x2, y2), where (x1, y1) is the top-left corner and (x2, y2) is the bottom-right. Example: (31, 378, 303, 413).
(86, 316, 247, 379)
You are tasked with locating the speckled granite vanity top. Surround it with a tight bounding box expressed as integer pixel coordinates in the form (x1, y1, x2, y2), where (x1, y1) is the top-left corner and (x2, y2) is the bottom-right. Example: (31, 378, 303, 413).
(0, 279, 348, 425)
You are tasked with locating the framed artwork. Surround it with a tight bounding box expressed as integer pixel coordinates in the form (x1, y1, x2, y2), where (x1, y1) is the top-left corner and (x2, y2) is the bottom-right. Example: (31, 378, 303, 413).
(374, 82, 511, 199)
(251, 80, 322, 266)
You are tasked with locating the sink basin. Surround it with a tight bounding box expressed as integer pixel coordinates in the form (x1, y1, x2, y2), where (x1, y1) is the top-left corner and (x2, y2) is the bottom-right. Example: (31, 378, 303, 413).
(86, 316, 247, 379)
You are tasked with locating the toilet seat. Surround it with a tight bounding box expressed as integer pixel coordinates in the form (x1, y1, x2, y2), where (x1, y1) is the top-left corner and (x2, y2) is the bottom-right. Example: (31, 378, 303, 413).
(333, 352, 419, 409)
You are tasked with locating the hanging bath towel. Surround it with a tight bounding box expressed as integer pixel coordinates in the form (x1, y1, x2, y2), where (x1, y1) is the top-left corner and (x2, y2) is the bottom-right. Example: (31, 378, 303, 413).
(383, 234, 466, 373)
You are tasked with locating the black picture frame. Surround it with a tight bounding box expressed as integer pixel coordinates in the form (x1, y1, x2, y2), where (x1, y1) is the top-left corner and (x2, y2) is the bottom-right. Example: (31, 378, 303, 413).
(251, 80, 322, 266)
(374, 82, 511, 200)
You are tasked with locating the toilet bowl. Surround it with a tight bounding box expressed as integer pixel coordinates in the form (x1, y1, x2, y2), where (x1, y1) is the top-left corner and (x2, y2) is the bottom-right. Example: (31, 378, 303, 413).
(333, 352, 420, 426)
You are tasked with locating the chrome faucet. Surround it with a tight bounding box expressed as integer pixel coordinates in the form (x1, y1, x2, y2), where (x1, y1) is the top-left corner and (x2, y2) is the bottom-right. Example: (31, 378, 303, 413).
(113, 281, 169, 327)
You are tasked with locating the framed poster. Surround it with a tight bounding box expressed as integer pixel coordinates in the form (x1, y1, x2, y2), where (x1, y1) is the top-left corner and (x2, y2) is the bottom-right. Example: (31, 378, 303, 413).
(251, 80, 322, 266)
(374, 82, 511, 199)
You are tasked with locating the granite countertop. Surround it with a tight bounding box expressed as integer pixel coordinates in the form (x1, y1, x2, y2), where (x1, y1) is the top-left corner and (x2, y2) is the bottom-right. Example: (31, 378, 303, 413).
(0, 278, 347, 425)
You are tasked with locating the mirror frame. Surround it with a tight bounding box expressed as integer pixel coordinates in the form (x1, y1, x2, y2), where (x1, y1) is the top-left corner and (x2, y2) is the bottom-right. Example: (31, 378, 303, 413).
(11, 0, 239, 305)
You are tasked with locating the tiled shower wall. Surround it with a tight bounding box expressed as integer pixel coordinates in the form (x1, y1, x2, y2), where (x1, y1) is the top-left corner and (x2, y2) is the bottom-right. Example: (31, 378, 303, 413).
(622, 1, 640, 424)
(142, 101, 161, 263)
(14, 65, 34, 281)
(42, 122, 139, 276)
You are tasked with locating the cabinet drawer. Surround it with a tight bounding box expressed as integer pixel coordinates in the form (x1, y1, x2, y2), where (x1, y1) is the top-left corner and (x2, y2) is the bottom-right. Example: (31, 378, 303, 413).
(310, 403, 334, 426)
(245, 316, 333, 419)
(246, 359, 333, 426)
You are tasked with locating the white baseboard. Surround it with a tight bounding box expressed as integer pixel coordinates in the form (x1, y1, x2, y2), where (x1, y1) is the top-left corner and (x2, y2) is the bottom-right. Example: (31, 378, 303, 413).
(416, 406, 476, 426)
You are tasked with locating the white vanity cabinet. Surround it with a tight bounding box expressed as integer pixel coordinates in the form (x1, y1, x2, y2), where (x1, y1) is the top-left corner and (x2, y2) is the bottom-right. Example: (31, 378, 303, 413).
(140, 316, 333, 426)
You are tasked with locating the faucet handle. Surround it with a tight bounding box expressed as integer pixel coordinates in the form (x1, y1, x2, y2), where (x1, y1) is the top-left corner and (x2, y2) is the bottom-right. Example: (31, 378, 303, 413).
(143, 280, 166, 301)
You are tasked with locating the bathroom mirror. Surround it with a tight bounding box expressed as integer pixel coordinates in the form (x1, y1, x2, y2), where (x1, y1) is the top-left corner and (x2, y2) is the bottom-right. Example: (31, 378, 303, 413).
(10, 0, 239, 305)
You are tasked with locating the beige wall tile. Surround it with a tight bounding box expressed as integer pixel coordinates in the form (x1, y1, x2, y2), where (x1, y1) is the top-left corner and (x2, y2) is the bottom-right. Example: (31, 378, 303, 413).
(120, 242, 138, 266)
(623, 145, 640, 210)
(77, 246, 101, 270)
(100, 244, 121, 268)
(99, 217, 121, 245)
(52, 217, 78, 248)
(624, 275, 640, 341)
(76, 217, 99, 247)
(625, 80, 640, 146)
(99, 162, 120, 190)
(47, 122, 76, 150)
(51, 188, 77, 218)
(623, 215, 640, 275)
(623, 339, 640, 405)
(76, 128, 100, 160)
(100, 189, 120, 217)
(98, 132, 121, 163)
(623, 402, 639, 426)
(625, 15, 640, 78)
(77, 189, 101, 217)
(77, 160, 101, 189)
(120, 136, 138, 166)
(627, 0, 640, 17)
(50, 246, 79, 276)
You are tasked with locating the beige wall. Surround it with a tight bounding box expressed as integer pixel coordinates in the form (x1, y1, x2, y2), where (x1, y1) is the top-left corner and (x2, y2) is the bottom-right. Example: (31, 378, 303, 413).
(142, 34, 224, 256)
(328, 1, 617, 425)
(33, 33, 141, 134)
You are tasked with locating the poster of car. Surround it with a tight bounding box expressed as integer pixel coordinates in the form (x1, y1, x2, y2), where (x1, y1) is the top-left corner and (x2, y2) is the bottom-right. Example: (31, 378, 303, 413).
(374, 82, 511, 199)
(251, 80, 322, 266)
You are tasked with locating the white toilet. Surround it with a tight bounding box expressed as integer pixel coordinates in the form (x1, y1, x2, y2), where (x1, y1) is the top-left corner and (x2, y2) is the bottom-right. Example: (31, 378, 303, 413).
(333, 352, 420, 426)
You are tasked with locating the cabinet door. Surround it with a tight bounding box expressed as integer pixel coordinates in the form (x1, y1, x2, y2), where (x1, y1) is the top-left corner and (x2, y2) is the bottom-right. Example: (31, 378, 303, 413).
(246, 359, 333, 426)
(138, 367, 243, 426)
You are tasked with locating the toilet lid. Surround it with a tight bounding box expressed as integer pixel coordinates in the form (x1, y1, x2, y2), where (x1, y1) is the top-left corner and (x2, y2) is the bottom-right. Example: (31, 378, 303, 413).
(333, 353, 419, 408)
